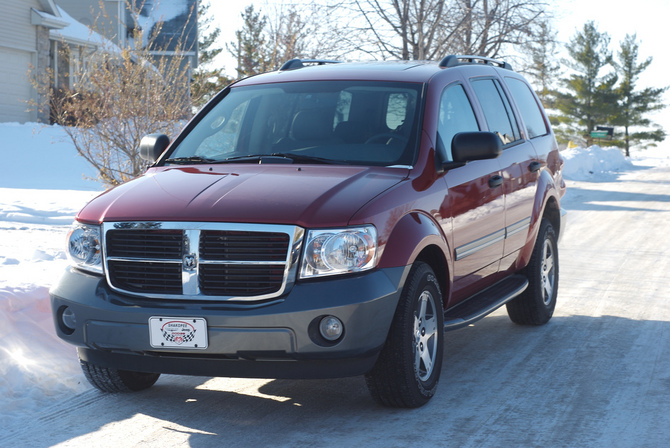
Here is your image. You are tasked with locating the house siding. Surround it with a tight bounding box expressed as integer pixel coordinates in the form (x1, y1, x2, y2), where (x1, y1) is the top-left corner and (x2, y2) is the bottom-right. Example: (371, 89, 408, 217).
(0, 0, 40, 52)
(0, 0, 42, 123)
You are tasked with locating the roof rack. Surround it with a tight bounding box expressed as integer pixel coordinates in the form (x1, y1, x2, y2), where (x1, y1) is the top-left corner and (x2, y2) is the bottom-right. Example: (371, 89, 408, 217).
(438, 55, 513, 71)
(279, 58, 342, 71)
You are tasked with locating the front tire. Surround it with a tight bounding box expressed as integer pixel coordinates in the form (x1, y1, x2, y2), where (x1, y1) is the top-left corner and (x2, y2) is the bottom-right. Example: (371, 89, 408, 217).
(365, 262, 444, 408)
(507, 218, 558, 325)
(80, 358, 160, 393)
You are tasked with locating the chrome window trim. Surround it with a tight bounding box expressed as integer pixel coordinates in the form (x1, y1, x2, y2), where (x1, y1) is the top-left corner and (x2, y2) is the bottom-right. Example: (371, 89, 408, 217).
(102, 221, 305, 302)
(455, 229, 506, 261)
(455, 217, 531, 261)
(505, 217, 531, 238)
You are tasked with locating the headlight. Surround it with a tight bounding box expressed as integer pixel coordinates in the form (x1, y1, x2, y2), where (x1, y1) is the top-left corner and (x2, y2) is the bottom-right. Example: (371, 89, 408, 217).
(300, 226, 377, 279)
(66, 222, 102, 274)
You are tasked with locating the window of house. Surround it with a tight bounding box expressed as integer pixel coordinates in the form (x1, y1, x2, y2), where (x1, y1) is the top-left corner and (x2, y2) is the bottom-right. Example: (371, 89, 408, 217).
(437, 83, 480, 162)
(505, 78, 548, 139)
(471, 79, 521, 145)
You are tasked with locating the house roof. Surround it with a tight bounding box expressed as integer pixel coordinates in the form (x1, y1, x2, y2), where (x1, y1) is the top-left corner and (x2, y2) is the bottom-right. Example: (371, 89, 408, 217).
(49, 6, 121, 53)
(30, 0, 68, 30)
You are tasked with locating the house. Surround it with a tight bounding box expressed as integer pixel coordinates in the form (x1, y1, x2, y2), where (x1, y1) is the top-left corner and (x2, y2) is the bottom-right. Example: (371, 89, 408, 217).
(56, 0, 198, 71)
(0, 0, 67, 123)
(0, 0, 197, 124)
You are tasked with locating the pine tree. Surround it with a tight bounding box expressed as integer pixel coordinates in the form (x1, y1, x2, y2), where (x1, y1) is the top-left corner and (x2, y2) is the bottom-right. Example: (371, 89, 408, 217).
(523, 20, 560, 109)
(191, 1, 232, 108)
(266, 5, 309, 69)
(227, 5, 271, 78)
(612, 34, 667, 156)
(555, 21, 618, 146)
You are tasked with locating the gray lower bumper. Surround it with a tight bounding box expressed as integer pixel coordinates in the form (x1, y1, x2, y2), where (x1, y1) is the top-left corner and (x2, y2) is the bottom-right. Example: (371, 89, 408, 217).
(50, 266, 406, 379)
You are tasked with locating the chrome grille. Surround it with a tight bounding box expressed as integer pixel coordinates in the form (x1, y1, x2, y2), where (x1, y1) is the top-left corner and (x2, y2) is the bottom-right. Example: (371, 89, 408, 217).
(102, 222, 304, 301)
(199, 230, 289, 262)
(108, 260, 182, 294)
(106, 229, 182, 259)
(199, 264, 286, 296)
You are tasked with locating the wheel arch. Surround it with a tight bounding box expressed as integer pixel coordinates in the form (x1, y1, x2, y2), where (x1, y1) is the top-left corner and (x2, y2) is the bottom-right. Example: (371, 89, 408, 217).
(377, 211, 452, 306)
(518, 170, 562, 269)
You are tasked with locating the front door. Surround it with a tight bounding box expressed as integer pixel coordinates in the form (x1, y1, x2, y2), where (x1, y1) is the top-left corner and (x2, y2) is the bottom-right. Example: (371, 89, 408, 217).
(436, 82, 506, 302)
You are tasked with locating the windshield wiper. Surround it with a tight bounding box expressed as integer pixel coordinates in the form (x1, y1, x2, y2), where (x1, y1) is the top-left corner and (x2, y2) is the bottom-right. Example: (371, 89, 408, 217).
(215, 153, 343, 165)
(269, 153, 345, 165)
(164, 156, 218, 165)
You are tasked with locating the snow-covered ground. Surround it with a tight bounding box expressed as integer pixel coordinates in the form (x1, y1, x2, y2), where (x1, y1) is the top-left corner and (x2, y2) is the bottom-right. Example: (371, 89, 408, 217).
(1, 122, 669, 444)
(0, 123, 105, 428)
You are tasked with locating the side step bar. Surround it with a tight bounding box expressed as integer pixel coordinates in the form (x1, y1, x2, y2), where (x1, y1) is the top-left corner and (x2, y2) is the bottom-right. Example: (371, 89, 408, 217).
(444, 275, 528, 331)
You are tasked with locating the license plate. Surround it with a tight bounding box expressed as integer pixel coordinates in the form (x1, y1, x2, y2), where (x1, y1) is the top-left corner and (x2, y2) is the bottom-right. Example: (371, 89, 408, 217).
(149, 317, 208, 349)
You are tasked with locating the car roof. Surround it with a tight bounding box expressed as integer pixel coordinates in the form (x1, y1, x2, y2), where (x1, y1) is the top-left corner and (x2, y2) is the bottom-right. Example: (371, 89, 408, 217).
(232, 57, 515, 88)
(234, 60, 446, 86)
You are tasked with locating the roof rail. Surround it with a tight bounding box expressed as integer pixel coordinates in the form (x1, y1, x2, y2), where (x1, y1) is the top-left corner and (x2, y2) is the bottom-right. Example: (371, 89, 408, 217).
(279, 58, 342, 71)
(438, 55, 513, 71)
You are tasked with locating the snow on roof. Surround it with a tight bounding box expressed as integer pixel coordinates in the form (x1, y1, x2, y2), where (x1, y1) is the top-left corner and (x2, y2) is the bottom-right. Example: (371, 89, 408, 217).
(133, 0, 197, 51)
(49, 6, 121, 54)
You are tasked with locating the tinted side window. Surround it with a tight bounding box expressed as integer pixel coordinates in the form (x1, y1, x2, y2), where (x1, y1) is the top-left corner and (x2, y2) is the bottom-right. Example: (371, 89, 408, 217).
(437, 84, 479, 162)
(471, 79, 520, 145)
(505, 78, 548, 139)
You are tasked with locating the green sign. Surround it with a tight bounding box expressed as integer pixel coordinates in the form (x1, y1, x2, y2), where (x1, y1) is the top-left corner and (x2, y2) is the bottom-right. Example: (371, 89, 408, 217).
(590, 131, 609, 139)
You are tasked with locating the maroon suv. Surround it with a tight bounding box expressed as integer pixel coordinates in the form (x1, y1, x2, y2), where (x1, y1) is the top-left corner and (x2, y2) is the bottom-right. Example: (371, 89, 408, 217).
(51, 55, 567, 408)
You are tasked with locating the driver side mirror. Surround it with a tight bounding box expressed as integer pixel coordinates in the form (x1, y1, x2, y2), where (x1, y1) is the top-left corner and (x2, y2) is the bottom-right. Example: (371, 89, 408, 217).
(439, 131, 503, 171)
(139, 134, 170, 163)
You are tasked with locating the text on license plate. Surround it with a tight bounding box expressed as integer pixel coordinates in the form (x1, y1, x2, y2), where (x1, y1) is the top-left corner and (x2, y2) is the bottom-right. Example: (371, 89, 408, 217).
(149, 317, 208, 349)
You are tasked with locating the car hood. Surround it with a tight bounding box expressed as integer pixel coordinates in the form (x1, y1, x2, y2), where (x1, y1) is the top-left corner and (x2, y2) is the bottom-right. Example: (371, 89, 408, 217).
(77, 164, 408, 227)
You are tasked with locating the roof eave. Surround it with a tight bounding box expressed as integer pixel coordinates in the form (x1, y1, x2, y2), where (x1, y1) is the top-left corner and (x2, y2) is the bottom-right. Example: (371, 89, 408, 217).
(31, 8, 68, 29)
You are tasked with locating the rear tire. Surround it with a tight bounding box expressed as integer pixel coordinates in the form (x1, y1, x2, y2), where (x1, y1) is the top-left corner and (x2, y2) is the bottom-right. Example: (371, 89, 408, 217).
(507, 218, 558, 325)
(365, 262, 444, 408)
(80, 358, 160, 392)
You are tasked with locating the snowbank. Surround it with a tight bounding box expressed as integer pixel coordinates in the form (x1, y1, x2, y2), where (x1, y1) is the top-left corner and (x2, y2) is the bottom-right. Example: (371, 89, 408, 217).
(562, 144, 670, 181)
(0, 122, 103, 190)
(1, 122, 103, 425)
(562, 145, 633, 181)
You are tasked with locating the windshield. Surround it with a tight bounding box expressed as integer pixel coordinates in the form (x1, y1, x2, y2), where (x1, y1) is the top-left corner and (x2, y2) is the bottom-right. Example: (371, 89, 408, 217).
(166, 81, 423, 167)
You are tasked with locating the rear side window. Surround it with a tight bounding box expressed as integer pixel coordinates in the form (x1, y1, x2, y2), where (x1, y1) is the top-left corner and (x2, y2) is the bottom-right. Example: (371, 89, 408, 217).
(437, 84, 479, 162)
(505, 78, 548, 139)
(471, 79, 521, 145)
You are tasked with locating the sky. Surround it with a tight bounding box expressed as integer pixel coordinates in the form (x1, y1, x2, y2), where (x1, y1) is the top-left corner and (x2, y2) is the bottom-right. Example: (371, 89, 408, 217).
(207, 0, 670, 132)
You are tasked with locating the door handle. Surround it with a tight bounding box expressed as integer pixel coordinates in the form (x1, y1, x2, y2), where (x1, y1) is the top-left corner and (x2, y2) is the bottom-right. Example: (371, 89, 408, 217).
(488, 175, 503, 189)
(529, 161, 542, 172)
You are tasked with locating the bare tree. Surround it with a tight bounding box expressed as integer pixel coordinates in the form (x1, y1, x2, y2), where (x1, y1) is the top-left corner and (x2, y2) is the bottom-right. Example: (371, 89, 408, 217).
(328, 0, 551, 61)
(31, 4, 195, 187)
(266, 4, 310, 66)
(228, 2, 337, 77)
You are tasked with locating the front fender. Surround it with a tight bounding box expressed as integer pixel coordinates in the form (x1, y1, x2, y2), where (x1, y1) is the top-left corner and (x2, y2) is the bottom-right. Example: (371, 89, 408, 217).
(377, 211, 453, 284)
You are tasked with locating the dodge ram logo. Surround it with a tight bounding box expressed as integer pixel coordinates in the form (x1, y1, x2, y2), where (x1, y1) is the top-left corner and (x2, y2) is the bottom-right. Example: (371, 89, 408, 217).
(183, 254, 197, 271)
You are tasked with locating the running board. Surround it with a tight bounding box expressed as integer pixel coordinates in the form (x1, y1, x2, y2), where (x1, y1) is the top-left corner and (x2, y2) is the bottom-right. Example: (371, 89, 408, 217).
(444, 275, 528, 331)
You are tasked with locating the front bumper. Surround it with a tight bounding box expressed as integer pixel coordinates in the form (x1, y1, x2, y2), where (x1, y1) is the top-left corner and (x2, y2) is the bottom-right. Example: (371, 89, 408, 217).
(50, 266, 406, 379)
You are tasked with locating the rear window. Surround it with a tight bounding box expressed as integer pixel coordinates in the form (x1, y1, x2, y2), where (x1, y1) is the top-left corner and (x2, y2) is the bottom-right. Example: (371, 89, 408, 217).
(505, 77, 548, 139)
(169, 81, 423, 167)
(471, 78, 521, 145)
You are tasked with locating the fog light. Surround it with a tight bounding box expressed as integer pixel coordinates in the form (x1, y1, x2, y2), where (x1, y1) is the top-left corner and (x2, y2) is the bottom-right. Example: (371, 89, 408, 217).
(319, 316, 343, 341)
(58, 306, 76, 334)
